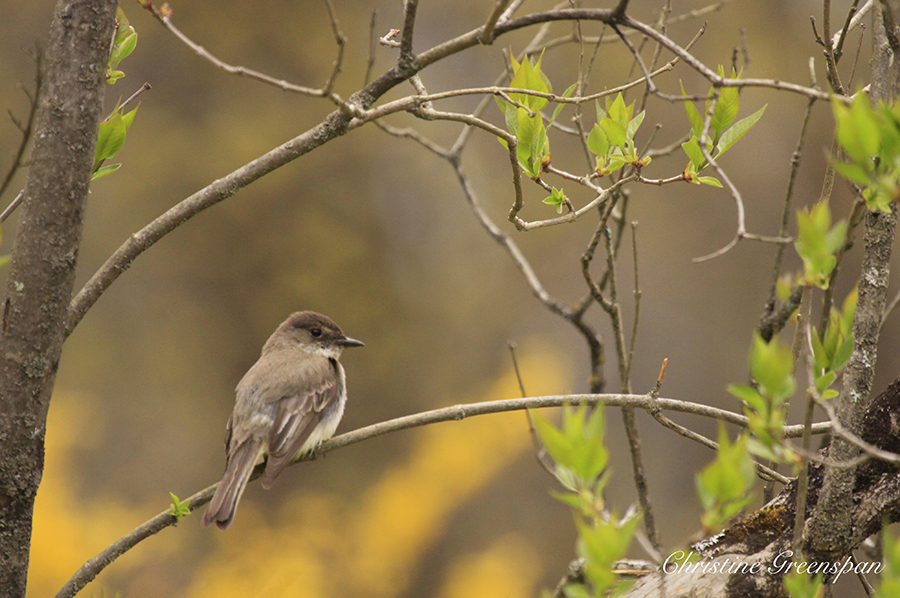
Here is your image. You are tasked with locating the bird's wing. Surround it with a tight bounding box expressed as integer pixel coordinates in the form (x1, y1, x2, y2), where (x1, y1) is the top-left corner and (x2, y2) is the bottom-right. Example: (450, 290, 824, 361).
(261, 359, 340, 488)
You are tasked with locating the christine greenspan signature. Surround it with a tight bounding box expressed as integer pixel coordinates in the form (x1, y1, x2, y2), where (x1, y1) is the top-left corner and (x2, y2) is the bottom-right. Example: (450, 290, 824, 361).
(663, 550, 883, 584)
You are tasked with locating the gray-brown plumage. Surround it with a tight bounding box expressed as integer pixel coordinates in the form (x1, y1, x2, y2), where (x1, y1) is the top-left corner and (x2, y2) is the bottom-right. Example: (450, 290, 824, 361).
(203, 311, 363, 530)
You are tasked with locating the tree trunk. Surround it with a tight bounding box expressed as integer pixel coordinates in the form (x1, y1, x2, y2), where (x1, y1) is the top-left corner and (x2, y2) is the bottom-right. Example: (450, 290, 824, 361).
(0, 0, 117, 596)
(622, 377, 900, 597)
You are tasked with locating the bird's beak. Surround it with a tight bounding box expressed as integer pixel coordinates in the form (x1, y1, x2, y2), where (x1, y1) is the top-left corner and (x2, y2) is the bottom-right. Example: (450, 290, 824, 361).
(338, 336, 365, 348)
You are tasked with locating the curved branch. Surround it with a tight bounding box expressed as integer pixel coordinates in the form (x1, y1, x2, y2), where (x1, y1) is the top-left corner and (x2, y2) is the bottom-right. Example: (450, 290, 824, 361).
(68, 6, 830, 334)
(55, 390, 830, 598)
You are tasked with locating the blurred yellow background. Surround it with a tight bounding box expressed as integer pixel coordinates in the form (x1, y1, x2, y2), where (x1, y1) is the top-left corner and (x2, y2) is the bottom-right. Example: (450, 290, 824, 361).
(0, 1, 891, 597)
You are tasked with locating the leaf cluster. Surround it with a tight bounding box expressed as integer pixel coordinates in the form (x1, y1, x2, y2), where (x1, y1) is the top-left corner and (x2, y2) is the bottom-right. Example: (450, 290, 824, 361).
(587, 93, 649, 178)
(810, 289, 855, 398)
(695, 426, 756, 533)
(783, 569, 824, 598)
(531, 405, 609, 504)
(793, 202, 847, 289)
(833, 92, 900, 214)
(496, 52, 567, 180)
(108, 7, 138, 85)
(876, 528, 900, 598)
(92, 104, 139, 182)
(531, 406, 637, 598)
(680, 67, 766, 187)
(728, 333, 796, 463)
(167, 492, 191, 521)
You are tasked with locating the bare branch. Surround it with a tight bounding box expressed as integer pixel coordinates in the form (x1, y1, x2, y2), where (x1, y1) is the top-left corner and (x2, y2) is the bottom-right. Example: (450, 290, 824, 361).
(761, 96, 816, 328)
(55, 389, 826, 598)
(141, 0, 345, 100)
(0, 52, 41, 207)
(399, 0, 419, 67)
(364, 9, 378, 85)
(321, 0, 347, 96)
(480, 0, 513, 44)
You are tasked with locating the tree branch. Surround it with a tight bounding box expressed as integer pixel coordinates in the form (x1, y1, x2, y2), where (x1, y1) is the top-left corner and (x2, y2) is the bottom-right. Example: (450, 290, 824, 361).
(55, 390, 828, 598)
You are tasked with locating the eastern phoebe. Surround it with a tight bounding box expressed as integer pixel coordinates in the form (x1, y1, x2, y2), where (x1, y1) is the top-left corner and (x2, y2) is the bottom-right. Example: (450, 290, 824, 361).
(203, 311, 364, 530)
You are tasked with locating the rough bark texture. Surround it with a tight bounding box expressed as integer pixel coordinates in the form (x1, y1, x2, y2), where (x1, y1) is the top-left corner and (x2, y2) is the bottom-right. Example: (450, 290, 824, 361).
(622, 377, 900, 598)
(0, 1, 117, 596)
(804, 2, 900, 563)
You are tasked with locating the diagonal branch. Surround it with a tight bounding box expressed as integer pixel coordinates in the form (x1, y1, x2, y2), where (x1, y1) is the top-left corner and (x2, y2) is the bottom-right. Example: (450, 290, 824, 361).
(140, 0, 347, 101)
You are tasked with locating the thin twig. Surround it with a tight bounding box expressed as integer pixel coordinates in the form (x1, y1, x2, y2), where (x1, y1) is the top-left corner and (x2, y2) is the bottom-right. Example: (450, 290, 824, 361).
(624, 222, 641, 385)
(364, 9, 378, 85)
(822, 0, 847, 94)
(0, 188, 25, 224)
(0, 54, 41, 208)
(119, 82, 151, 113)
(762, 95, 816, 328)
(612, 23, 657, 93)
(321, 0, 347, 96)
(480, 0, 513, 44)
(399, 0, 419, 68)
(793, 286, 815, 556)
(881, 287, 900, 329)
(834, 0, 865, 59)
(141, 1, 346, 101)
(509, 342, 557, 477)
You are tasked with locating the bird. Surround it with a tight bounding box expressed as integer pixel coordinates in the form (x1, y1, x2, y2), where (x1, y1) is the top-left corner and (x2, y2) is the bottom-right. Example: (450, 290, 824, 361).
(202, 311, 364, 530)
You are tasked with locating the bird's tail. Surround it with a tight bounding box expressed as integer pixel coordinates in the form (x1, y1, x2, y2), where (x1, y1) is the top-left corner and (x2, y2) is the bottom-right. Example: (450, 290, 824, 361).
(202, 440, 261, 530)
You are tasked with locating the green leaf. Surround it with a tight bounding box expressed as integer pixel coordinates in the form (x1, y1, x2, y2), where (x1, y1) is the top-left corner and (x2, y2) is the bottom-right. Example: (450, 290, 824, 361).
(509, 52, 550, 111)
(604, 156, 628, 175)
(681, 81, 704, 137)
(748, 332, 795, 404)
(531, 405, 608, 489)
(577, 512, 639, 595)
(587, 123, 609, 158)
(815, 371, 837, 396)
(121, 105, 139, 131)
(794, 202, 846, 288)
(109, 31, 137, 70)
(875, 527, 900, 598)
(109, 7, 138, 73)
(94, 111, 128, 169)
(600, 116, 627, 148)
(835, 93, 881, 164)
(551, 490, 587, 510)
(715, 104, 767, 158)
(114, 7, 134, 45)
(106, 70, 126, 84)
(550, 83, 577, 125)
(516, 109, 541, 177)
(710, 85, 740, 143)
(776, 276, 794, 303)
(168, 492, 191, 520)
(696, 427, 756, 532)
(681, 136, 705, 168)
(784, 570, 823, 598)
(504, 102, 519, 136)
(607, 93, 631, 125)
(90, 163, 122, 182)
(542, 187, 567, 213)
(698, 176, 723, 187)
(727, 384, 764, 409)
(842, 288, 858, 325)
(832, 160, 873, 186)
(531, 409, 573, 471)
(562, 583, 593, 598)
(627, 110, 645, 139)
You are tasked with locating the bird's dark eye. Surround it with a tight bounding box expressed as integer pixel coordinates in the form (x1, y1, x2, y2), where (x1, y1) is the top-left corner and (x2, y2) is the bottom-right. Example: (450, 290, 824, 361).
(310, 328, 322, 338)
